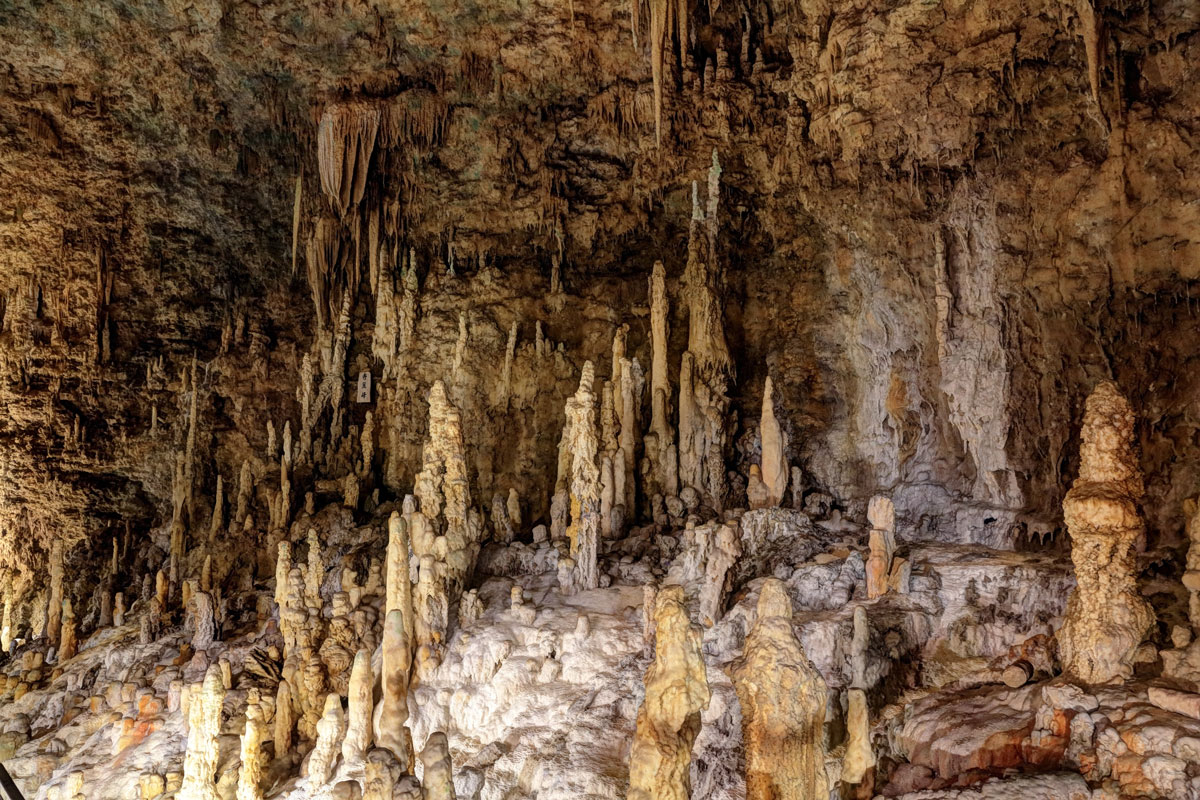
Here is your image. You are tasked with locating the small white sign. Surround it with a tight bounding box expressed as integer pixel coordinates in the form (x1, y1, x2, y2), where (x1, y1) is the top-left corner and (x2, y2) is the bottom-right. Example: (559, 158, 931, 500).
(356, 371, 372, 403)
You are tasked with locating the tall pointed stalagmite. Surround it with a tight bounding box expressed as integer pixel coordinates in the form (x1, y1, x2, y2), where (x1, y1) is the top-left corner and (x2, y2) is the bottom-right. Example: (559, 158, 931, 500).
(1056, 381, 1155, 683)
(565, 362, 602, 590)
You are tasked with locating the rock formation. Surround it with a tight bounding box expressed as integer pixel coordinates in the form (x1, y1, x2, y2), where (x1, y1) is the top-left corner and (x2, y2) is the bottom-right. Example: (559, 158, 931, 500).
(374, 610, 413, 769)
(236, 690, 266, 800)
(730, 579, 828, 800)
(1057, 381, 1156, 684)
(627, 585, 710, 800)
(865, 495, 896, 600)
(420, 732, 455, 800)
(749, 375, 787, 509)
(565, 362, 602, 590)
(179, 666, 225, 800)
(0, 4, 1198, 799)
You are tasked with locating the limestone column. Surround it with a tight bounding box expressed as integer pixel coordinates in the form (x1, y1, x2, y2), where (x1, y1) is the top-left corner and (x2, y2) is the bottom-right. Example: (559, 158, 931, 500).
(1056, 381, 1156, 683)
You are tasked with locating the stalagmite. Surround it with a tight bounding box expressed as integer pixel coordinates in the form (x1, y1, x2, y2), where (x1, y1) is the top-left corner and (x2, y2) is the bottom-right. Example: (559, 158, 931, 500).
(342, 649, 374, 770)
(865, 495, 896, 600)
(305, 694, 345, 786)
(374, 610, 412, 769)
(451, 312, 468, 384)
(386, 511, 415, 642)
(646, 261, 677, 500)
(179, 665, 225, 800)
(274, 540, 291, 613)
(58, 599, 77, 661)
(1185, 500, 1200, 634)
(627, 585, 710, 800)
(420, 732, 456, 800)
(236, 689, 266, 800)
(189, 585, 217, 651)
(697, 524, 740, 626)
(842, 689, 875, 784)
(1057, 381, 1155, 683)
(237, 460, 253, 527)
(47, 540, 64, 645)
(619, 357, 639, 514)
(565, 362, 602, 590)
(306, 529, 323, 609)
(208, 475, 224, 542)
(498, 320, 517, 405)
(755, 376, 788, 508)
(275, 679, 294, 761)
(677, 157, 733, 510)
(1, 589, 12, 653)
(410, 380, 480, 662)
(507, 488, 521, 532)
(730, 579, 828, 800)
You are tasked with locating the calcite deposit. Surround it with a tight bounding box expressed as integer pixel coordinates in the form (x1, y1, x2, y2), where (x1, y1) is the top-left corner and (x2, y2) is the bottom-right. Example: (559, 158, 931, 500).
(1, 0, 1199, 798)
(1057, 381, 1156, 684)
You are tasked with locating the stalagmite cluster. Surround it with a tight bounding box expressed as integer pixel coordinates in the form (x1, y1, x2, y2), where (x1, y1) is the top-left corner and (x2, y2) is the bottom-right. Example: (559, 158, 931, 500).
(1056, 381, 1156, 683)
(676, 156, 733, 511)
(3, 7, 1199, 800)
(627, 586, 710, 800)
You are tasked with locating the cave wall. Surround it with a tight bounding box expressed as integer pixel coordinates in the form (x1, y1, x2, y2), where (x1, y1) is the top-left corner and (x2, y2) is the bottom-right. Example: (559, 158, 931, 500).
(0, 0, 1197, 594)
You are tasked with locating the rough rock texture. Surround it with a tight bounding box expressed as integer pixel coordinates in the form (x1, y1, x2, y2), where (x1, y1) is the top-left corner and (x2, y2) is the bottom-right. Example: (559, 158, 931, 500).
(729, 578, 829, 800)
(627, 585, 710, 800)
(0, 1, 1199, 799)
(1057, 381, 1156, 684)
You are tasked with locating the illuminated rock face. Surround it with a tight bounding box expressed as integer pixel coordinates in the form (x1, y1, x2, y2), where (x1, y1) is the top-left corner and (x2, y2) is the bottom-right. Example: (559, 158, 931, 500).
(1057, 381, 1156, 684)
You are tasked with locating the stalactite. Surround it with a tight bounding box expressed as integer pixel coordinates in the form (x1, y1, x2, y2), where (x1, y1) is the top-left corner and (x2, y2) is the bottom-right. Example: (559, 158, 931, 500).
(317, 101, 381, 212)
(650, 0, 668, 146)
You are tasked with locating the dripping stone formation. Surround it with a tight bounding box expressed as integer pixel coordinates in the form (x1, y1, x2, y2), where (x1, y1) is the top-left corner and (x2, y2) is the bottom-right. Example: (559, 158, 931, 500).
(1, 0, 1200, 798)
